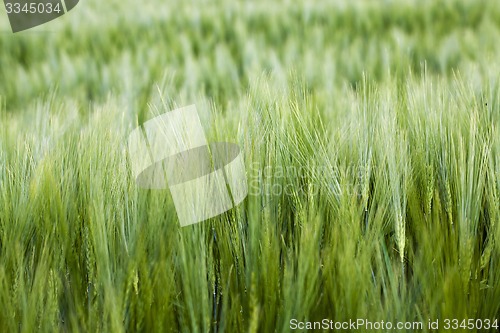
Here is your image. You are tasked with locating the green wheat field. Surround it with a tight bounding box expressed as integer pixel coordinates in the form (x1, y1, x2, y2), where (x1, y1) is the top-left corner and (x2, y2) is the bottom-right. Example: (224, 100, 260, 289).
(1, 0, 500, 331)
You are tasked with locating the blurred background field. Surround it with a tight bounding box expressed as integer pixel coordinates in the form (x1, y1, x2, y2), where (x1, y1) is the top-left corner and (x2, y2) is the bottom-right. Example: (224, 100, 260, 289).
(0, 0, 500, 332)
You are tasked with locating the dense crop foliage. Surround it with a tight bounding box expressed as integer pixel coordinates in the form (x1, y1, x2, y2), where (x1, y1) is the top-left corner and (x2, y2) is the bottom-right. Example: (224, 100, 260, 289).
(0, 0, 499, 331)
